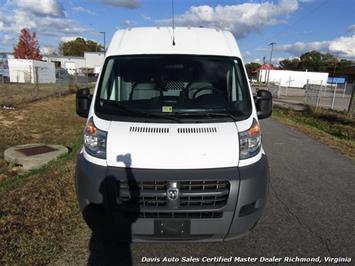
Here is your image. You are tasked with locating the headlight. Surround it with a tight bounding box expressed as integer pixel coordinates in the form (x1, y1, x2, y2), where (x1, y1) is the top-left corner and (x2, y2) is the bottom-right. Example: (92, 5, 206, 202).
(239, 119, 261, 160)
(84, 117, 107, 159)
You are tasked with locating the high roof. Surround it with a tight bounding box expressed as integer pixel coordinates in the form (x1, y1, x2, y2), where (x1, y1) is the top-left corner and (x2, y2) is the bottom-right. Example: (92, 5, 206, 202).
(106, 27, 241, 58)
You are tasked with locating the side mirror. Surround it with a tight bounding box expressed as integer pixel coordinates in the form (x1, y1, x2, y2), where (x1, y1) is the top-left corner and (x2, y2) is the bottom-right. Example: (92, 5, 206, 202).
(76, 88, 92, 118)
(254, 89, 272, 119)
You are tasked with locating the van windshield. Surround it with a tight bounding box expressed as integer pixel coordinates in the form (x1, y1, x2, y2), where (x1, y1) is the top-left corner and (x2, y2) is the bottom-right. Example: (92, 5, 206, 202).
(95, 55, 252, 122)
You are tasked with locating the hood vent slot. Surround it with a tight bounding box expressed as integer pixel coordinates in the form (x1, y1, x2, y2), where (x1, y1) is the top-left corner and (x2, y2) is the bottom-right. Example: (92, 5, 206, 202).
(177, 127, 217, 134)
(129, 126, 169, 133)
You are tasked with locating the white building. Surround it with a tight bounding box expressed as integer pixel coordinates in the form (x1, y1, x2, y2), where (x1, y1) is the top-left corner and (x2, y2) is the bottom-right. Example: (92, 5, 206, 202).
(258, 69, 329, 88)
(42, 52, 104, 75)
(8, 59, 55, 83)
(84, 52, 105, 74)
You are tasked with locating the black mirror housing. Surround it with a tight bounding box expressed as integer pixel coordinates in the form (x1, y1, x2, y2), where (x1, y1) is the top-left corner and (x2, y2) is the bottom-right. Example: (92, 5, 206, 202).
(76, 88, 92, 118)
(255, 89, 272, 119)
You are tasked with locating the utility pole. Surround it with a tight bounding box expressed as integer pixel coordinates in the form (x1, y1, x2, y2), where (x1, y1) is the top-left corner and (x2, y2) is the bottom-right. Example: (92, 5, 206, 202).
(266, 42, 276, 85)
(331, 53, 338, 85)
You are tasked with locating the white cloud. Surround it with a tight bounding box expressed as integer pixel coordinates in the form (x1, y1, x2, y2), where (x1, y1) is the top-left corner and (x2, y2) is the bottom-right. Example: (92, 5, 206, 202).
(41, 46, 57, 54)
(0, 1, 92, 51)
(122, 19, 136, 26)
(0, 7, 91, 37)
(328, 35, 355, 58)
(277, 35, 355, 59)
(273, 57, 285, 63)
(1, 34, 14, 45)
(278, 40, 329, 54)
(103, 0, 140, 9)
(243, 51, 251, 56)
(141, 14, 151, 20)
(72, 6, 96, 15)
(15, 0, 64, 17)
(159, 0, 298, 38)
(60, 36, 83, 42)
(347, 24, 355, 33)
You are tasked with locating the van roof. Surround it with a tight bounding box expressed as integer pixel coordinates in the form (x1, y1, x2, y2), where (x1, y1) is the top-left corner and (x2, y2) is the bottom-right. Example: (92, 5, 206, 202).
(106, 27, 241, 58)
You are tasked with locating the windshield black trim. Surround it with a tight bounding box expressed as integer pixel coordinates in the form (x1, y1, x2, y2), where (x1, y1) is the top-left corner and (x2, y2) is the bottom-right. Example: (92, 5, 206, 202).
(94, 54, 252, 123)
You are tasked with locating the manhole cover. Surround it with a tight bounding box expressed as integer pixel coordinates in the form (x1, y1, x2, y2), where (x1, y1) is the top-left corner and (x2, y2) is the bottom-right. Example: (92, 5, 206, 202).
(16, 145, 58, 156)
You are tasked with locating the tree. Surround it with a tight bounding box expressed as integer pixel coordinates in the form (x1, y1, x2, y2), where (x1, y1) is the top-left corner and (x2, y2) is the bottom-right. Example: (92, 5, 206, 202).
(278, 51, 355, 75)
(13, 28, 42, 60)
(337, 59, 354, 73)
(245, 62, 261, 77)
(59, 38, 103, 56)
(298, 50, 337, 72)
(279, 58, 301, 71)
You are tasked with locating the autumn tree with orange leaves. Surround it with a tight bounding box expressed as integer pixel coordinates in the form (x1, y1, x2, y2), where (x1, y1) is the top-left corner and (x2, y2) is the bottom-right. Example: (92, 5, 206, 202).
(13, 28, 42, 60)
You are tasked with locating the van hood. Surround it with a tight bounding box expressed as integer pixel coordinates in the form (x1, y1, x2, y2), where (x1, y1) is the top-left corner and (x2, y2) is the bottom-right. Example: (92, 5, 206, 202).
(106, 122, 240, 169)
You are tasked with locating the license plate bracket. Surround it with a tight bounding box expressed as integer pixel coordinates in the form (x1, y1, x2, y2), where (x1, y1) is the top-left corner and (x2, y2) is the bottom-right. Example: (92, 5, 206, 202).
(154, 220, 190, 236)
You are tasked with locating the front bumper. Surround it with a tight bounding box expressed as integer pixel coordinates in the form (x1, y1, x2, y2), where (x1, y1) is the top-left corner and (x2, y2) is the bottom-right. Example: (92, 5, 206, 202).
(75, 153, 269, 242)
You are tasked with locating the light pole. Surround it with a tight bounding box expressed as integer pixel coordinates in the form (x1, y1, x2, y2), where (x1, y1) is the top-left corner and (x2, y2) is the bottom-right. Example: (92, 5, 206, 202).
(266, 42, 276, 85)
(99, 31, 106, 54)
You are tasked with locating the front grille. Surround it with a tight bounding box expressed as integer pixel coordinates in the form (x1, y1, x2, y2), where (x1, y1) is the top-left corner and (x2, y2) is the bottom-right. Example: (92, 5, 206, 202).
(180, 180, 229, 191)
(138, 212, 223, 219)
(179, 180, 229, 207)
(117, 180, 230, 218)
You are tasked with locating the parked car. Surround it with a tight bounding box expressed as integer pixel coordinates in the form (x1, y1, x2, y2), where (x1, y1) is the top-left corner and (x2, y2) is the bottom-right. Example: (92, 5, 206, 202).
(75, 27, 272, 241)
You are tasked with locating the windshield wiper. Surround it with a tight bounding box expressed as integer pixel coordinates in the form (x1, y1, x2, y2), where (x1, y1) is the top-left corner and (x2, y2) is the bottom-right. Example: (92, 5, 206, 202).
(104, 101, 182, 122)
(173, 111, 239, 121)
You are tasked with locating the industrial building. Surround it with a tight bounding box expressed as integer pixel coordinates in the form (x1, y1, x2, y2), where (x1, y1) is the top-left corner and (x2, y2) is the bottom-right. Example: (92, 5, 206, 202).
(42, 52, 104, 75)
(8, 59, 56, 83)
(257, 67, 329, 88)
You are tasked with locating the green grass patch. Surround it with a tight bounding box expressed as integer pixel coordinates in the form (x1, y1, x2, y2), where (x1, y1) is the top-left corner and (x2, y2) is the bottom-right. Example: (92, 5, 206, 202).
(0, 82, 96, 106)
(0, 95, 87, 265)
(0, 140, 82, 197)
(0, 137, 83, 265)
(272, 106, 355, 159)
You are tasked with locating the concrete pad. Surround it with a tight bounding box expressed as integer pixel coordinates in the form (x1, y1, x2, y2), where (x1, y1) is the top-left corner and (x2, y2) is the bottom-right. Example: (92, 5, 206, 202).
(4, 143, 68, 171)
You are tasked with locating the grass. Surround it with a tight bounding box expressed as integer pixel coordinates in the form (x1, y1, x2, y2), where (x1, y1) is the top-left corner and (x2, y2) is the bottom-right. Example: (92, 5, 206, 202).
(0, 94, 87, 265)
(272, 106, 355, 159)
(0, 92, 86, 180)
(0, 82, 95, 106)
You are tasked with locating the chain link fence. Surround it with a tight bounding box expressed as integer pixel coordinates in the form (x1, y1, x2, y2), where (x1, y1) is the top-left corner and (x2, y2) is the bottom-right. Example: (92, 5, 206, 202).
(304, 82, 354, 112)
(265, 81, 355, 114)
(0, 70, 97, 107)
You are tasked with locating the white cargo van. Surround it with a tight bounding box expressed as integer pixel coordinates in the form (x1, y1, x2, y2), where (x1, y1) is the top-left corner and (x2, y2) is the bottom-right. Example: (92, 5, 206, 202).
(75, 27, 272, 241)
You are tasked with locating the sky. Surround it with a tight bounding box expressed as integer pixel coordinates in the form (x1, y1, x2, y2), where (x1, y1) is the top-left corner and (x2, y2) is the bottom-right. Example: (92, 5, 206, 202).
(0, 0, 354, 64)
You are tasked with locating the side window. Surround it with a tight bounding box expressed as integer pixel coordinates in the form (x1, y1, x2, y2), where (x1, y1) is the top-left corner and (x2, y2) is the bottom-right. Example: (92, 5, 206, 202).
(227, 67, 237, 102)
(100, 59, 117, 100)
(234, 61, 246, 101)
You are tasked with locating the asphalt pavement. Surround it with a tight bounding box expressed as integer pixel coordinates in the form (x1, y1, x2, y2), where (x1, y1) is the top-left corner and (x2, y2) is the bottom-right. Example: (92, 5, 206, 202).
(54, 118, 355, 265)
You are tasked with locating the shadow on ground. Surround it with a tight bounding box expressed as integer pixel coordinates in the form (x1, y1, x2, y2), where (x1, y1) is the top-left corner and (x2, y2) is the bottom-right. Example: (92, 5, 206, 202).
(83, 154, 139, 266)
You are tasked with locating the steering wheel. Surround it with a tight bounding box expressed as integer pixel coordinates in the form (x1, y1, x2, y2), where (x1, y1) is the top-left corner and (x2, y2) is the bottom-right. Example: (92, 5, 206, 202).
(192, 87, 222, 99)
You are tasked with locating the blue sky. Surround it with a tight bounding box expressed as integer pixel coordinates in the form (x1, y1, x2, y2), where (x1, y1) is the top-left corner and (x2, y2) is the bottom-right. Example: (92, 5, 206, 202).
(0, 0, 354, 63)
